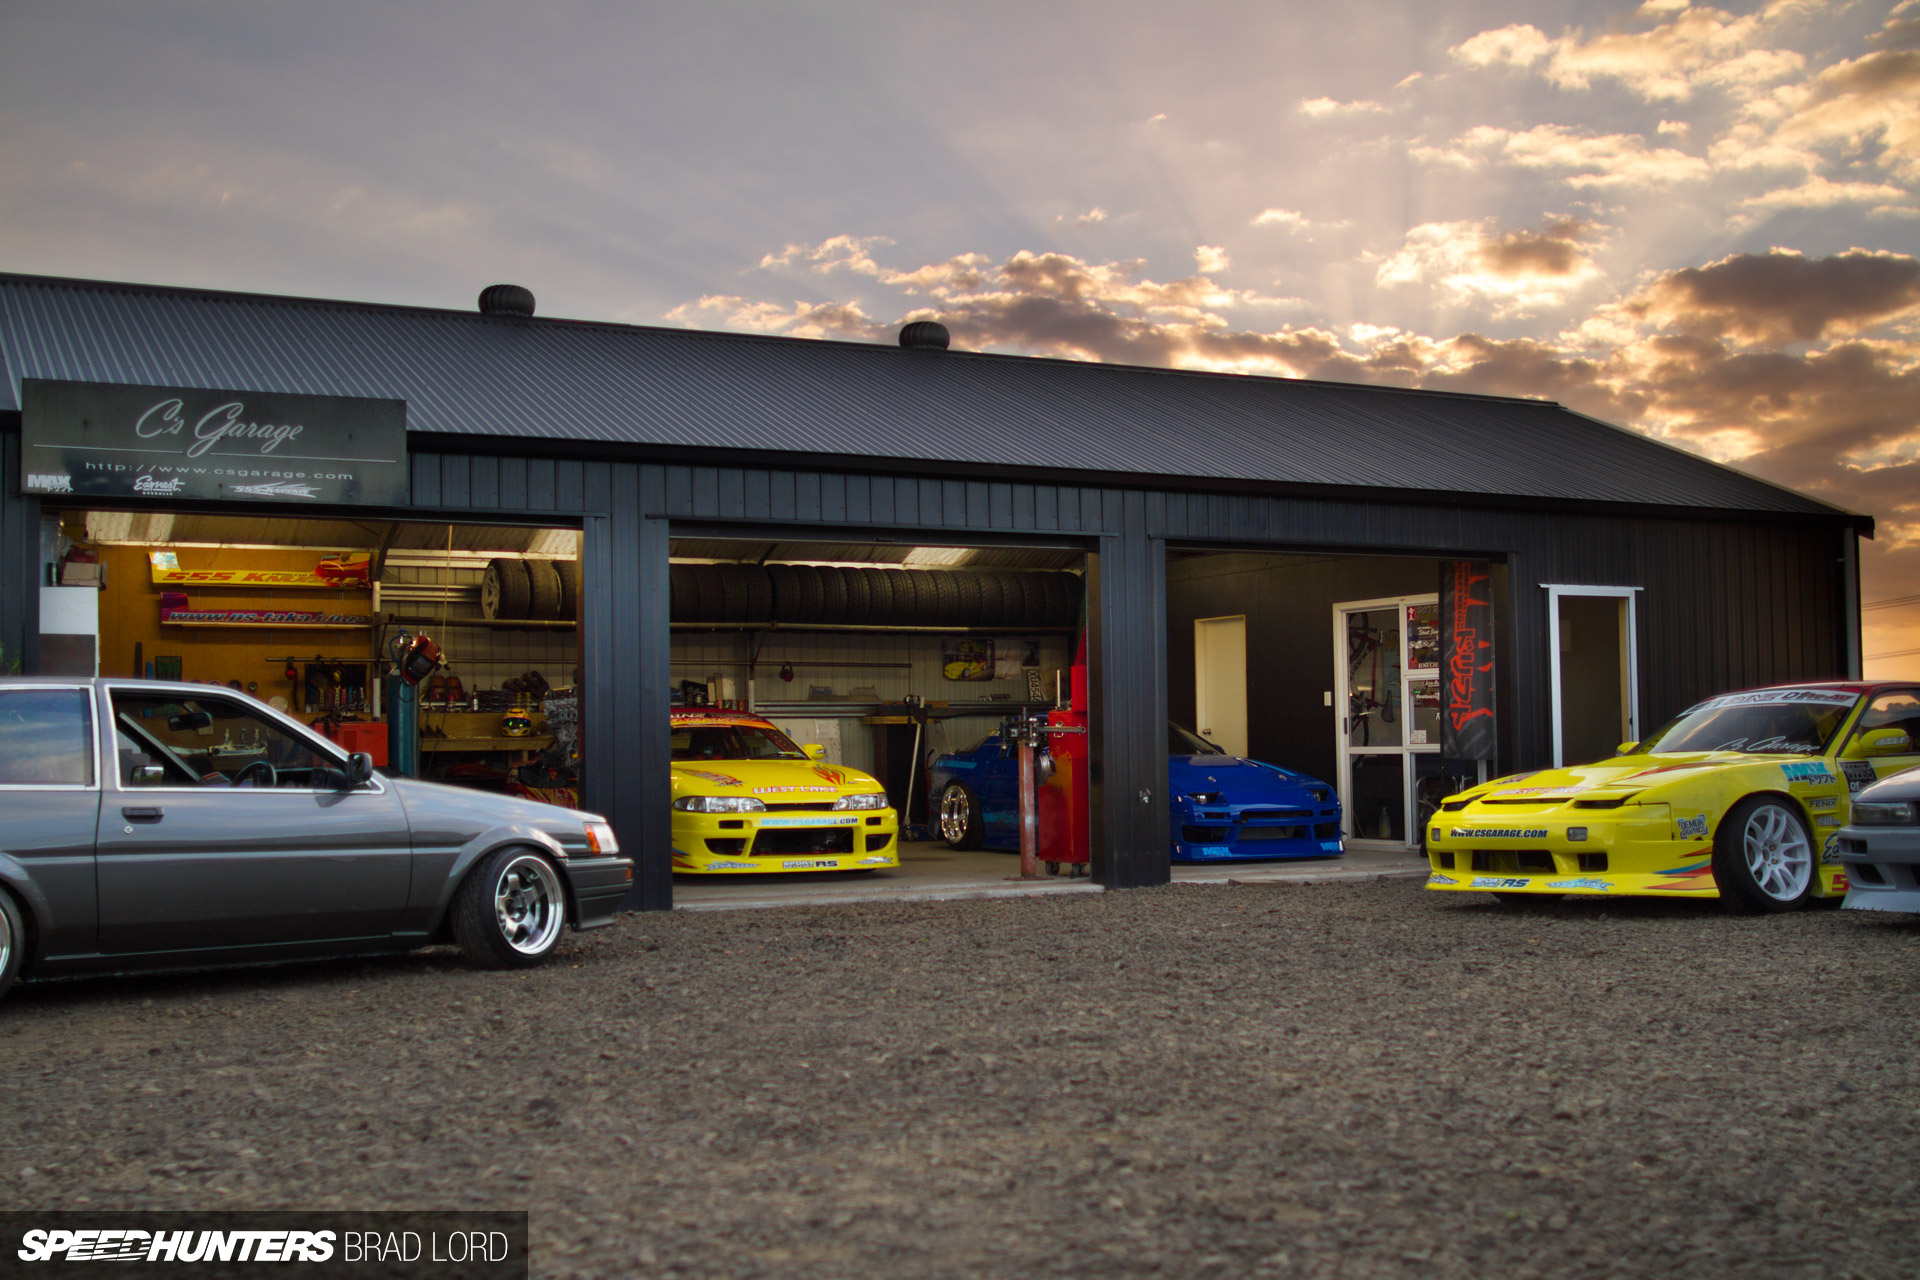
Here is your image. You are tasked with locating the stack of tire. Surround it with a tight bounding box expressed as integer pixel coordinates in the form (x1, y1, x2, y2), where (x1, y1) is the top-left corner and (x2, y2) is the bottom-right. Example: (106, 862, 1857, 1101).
(669, 564, 1081, 628)
(481, 558, 582, 621)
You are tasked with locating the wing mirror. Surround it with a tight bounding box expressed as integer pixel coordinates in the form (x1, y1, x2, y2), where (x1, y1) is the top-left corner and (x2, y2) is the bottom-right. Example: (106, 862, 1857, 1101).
(342, 751, 375, 789)
(803, 743, 827, 762)
(1615, 741, 1639, 756)
(1862, 728, 1913, 757)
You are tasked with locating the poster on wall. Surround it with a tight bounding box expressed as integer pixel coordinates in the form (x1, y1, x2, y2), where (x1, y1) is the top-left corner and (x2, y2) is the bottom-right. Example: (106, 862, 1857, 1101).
(1440, 561, 1496, 760)
(941, 638, 995, 681)
(18, 379, 407, 507)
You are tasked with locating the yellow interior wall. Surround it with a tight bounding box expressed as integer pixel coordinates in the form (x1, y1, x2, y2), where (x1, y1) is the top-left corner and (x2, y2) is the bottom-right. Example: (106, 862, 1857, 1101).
(97, 544, 377, 688)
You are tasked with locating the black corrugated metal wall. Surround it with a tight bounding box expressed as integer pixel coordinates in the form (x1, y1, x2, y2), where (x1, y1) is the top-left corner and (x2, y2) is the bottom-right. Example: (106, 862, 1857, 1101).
(0, 429, 1859, 907)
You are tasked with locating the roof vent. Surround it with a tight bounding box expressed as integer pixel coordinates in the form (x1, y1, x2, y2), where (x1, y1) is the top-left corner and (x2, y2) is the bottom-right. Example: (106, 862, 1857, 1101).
(478, 284, 535, 317)
(898, 320, 950, 350)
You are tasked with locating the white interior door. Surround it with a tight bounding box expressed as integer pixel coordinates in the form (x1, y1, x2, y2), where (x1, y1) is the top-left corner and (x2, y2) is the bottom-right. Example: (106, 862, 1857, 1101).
(1194, 615, 1248, 757)
(1546, 586, 1640, 767)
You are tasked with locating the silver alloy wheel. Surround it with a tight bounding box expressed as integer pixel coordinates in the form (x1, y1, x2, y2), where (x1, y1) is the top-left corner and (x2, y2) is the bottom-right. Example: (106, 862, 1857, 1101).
(1740, 801, 1814, 901)
(939, 786, 973, 844)
(493, 854, 565, 956)
(0, 902, 10, 978)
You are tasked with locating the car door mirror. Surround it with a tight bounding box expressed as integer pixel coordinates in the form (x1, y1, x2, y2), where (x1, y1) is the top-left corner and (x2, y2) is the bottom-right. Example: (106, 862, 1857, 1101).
(1615, 741, 1639, 756)
(131, 764, 166, 787)
(1863, 728, 1913, 756)
(342, 751, 374, 789)
(803, 743, 827, 762)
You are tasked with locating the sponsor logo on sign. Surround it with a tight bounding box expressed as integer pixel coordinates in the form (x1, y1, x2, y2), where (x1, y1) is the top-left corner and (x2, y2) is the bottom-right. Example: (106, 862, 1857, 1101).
(1842, 760, 1878, 794)
(1546, 878, 1613, 891)
(24, 474, 72, 493)
(1677, 815, 1708, 839)
(228, 480, 322, 499)
(1451, 827, 1548, 839)
(1781, 761, 1836, 785)
(1470, 877, 1530, 889)
(758, 815, 859, 828)
(132, 475, 189, 495)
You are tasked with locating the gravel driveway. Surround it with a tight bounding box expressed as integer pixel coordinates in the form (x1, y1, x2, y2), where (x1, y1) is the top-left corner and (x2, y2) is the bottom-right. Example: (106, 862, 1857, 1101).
(5, 879, 1919, 1279)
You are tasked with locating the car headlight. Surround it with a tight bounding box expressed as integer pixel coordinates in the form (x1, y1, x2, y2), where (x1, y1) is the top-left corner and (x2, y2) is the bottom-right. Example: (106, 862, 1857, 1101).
(1852, 800, 1918, 826)
(833, 792, 890, 811)
(583, 820, 620, 855)
(673, 795, 767, 813)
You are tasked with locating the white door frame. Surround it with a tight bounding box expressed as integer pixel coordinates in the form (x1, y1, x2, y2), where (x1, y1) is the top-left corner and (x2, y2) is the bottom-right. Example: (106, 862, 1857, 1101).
(1193, 614, 1248, 757)
(1543, 584, 1641, 768)
(1332, 594, 1438, 847)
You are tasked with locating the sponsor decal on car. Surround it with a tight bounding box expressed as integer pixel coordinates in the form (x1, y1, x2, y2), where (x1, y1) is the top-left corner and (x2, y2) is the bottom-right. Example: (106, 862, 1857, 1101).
(1470, 877, 1530, 889)
(1697, 689, 1860, 710)
(1842, 760, 1878, 794)
(1677, 815, 1708, 839)
(856, 856, 892, 865)
(1319, 840, 1342, 852)
(1833, 872, 1851, 892)
(758, 815, 860, 828)
(1451, 827, 1548, 839)
(751, 785, 837, 794)
(1491, 786, 1580, 798)
(681, 770, 744, 786)
(1427, 873, 1459, 885)
(1809, 795, 1838, 811)
(782, 859, 843, 870)
(705, 860, 757, 870)
(1546, 878, 1613, 891)
(1817, 815, 1841, 828)
(1781, 761, 1836, 785)
(1821, 834, 1842, 865)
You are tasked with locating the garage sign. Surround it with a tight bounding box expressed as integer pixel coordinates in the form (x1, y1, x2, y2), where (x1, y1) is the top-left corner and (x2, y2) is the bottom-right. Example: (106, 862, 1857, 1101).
(18, 378, 408, 507)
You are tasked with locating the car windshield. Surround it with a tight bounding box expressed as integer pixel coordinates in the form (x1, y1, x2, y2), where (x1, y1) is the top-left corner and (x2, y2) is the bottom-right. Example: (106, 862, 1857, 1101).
(1638, 689, 1859, 756)
(671, 722, 806, 762)
(1170, 723, 1224, 755)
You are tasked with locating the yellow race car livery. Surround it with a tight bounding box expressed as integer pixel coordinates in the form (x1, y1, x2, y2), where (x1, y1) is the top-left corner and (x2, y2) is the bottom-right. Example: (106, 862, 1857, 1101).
(1426, 683, 1920, 910)
(670, 709, 900, 874)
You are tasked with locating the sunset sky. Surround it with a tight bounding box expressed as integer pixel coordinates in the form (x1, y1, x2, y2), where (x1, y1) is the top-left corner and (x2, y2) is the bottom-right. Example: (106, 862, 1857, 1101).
(3, 1, 1916, 674)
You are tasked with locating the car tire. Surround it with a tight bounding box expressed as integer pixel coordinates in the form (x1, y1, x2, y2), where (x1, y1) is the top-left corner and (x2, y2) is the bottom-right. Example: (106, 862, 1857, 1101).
(524, 560, 564, 620)
(1713, 795, 1815, 913)
(481, 558, 530, 620)
(450, 847, 569, 969)
(938, 782, 985, 850)
(0, 890, 25, 1002)
(557, 559, 581, 621)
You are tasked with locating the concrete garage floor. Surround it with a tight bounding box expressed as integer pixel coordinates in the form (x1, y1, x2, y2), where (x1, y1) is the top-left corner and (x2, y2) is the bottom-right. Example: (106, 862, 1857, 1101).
(673, 837, 1428, 911)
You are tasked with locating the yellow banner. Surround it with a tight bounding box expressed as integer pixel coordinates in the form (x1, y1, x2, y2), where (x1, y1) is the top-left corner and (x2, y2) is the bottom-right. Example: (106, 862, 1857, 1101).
(148, 552, 370, 589)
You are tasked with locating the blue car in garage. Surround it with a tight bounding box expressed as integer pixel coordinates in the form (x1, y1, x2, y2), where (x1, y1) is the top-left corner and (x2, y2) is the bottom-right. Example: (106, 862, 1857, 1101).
(928, 721, 1344, 863)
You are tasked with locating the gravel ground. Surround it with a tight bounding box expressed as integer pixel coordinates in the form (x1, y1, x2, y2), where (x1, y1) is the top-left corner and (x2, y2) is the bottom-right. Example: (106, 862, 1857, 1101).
(5, 879, 1920, 1279)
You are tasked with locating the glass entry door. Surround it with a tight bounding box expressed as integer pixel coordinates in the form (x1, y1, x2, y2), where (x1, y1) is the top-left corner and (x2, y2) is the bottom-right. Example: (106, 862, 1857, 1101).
(1335, 595, 1440, 847)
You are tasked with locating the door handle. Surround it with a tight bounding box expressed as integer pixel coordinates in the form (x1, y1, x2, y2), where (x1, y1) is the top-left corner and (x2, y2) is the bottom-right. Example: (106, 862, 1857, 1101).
(120, 807, 164, 822)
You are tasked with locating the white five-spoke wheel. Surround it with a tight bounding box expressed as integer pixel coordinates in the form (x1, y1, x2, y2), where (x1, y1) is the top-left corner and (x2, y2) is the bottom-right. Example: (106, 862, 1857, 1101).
(1713, 796, 1815, 913)
(451, 848, 569, 968)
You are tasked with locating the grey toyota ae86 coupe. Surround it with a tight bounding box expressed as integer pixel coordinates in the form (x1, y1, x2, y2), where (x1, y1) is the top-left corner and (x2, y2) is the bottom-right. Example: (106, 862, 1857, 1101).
(0, 678, 633, 1002)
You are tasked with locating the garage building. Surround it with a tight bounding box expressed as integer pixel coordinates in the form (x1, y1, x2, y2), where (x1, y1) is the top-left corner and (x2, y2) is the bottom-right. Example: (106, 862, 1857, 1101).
(0, 272, 1871, 908)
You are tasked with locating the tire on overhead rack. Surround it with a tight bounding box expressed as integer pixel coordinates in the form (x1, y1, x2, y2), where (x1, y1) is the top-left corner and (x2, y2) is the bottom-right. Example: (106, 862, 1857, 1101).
(793, 565, 826, 624)
(816, 565, 848, 624)
(888, 570, 923, 627)
(766, 564, 802, 623)
(948, 570, 982, 628)
(481, 558, 531, 620)
(840, 566, 871, 625)
(669, 564, 695, 621)
(1042, 573, 1076, 628)
(690, 565, 725, 623)
(989, 570, 1025, 626)
(740, 565, 774, 624)
(525, 560, 564, 621)
(973, 571, 1007, 628)
(908, 570, 942, 627)
(716, 565, 753, 624)
(556, 559, 581, 621)
(861, 568, 895, 627)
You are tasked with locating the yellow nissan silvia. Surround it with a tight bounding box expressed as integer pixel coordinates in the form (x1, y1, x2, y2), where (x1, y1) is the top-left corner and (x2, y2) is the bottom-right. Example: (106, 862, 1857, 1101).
(670, 709, 900, 873)
(1426, 682, 1920, 911)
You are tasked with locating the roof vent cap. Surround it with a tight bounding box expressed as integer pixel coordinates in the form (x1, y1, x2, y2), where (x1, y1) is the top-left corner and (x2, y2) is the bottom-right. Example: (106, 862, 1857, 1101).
(898, 320, 950, 350)
(479, 284, 536, 317)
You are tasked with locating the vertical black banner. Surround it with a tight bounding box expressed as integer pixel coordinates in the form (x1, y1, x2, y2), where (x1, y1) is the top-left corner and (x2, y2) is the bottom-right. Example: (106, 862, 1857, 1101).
(1440, 561, 1495, 760)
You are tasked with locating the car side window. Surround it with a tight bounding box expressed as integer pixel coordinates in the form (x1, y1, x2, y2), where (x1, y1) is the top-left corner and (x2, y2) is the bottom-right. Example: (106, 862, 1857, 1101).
(1843, 691, 1920, 758)
(110, 691, 340, 788)
(0, 688, 94, 786)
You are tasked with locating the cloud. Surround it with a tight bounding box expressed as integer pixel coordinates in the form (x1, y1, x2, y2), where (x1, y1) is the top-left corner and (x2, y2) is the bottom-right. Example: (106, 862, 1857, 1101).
(1736, 174, 1911, 215)
(1374, 216, 1605, 314)
(1074, 208, 1107, 225)
(758, 234, 891, 275)
(1414, 124, 1711, 189)
(1774, 47, 1920, 179)
(1195, 245, 1230, 273)
(1449, 4, 1809, 103)
(1299, 97, 1388, 118)
(1250, 207, 1351, 233)
(663, 294, 884, 341)
(1612, 248, 1920, 344)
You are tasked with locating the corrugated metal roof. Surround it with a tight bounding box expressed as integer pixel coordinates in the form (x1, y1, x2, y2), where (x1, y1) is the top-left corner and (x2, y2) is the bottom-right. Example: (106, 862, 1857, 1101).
(0, 272, 1850, 518)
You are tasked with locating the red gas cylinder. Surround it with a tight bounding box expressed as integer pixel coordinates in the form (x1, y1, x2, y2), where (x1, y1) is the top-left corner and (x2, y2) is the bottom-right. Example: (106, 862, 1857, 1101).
(1037, 659, 1090, 868)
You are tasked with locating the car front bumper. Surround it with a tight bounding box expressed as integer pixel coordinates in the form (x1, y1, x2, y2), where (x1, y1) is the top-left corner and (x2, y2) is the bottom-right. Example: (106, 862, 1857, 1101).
(1835, 826, 1920, 913)
(1425, 806, 1719, 896)
(564, 855, 635, 927)
(672, 810, 901, 874)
